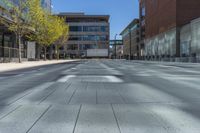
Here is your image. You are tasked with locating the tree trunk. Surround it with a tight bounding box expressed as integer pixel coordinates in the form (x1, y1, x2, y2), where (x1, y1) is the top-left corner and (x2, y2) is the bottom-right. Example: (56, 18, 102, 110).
(44, 46, 47, 61)
(18, 35, 22, 63)
(49, 45, 53, 60)
(36, 44, 41, 60)
(56, 45, 60, 60)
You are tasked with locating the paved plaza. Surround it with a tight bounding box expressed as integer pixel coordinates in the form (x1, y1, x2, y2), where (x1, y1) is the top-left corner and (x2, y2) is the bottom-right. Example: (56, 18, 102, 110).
(0, 60, 200, 133)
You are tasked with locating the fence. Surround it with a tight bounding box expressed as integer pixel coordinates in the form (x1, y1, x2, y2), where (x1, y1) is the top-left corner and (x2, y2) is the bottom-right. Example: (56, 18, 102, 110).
(0, 46, 27, 59)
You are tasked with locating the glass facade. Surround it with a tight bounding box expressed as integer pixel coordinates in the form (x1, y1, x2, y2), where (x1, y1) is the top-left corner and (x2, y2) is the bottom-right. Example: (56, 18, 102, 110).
(61, 14, 110, 57)
(80, 44, 96, 50)
(83, 26, 107, 32)
(0, 0, 12, 10)
(69, 26, 108, 32)
(69, 35, 108, 41)
(69, 26, 82, 32)
(67, 44, 78, 50)
(41, 0, 51, 11)
(0, 0, 51, 10)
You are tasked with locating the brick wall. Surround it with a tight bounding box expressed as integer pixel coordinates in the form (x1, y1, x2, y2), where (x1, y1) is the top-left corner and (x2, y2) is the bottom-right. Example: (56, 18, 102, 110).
(177, 0, 200, 27)
(145, 0, 176, 38)
(145, 0, 200, 39)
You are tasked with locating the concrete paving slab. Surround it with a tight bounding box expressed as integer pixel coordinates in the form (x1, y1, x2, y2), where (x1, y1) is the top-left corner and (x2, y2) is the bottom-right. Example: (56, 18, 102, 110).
(13, 82, 57, 105)
(69, 89, 96, 104)
(0, 105, 49, 133)
(145, 104, 200, 133)
(28, 105, 80, 133)
(0, 105, 21, 119)
(66, 83, 88, 104)
(74, 104, 120, 133)
(0, 89, 33, 105)
(97, 84, 124, 104)
(40, 83, 71, 105)
(1, 60, 200, 132)
(118, 83, 172, 103)
(113, 104, 168, 133)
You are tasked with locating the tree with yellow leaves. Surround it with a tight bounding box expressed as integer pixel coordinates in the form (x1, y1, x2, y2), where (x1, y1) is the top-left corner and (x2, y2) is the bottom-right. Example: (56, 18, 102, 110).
(28, 0, 69, 60)
(2, 0, 69, 61)
(54, 17, 69, 60)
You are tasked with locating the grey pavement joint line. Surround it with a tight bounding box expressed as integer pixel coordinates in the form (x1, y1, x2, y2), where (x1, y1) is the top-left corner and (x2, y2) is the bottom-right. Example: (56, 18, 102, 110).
(8, 90, 34, 105)
(0, 105, 22, 120)
(86, 82, 89, 91)
(65, 83, 72, 91)
(38, 88, 58, 104)
(73, 105, 82, 133)
(96, 85, 98, 104)
(111, 104, 122, 133)
(68, 82, 88, 104)
(118, 92, 127, 104)
(67, 87, 79, 104)
(26, 105, 52, 133)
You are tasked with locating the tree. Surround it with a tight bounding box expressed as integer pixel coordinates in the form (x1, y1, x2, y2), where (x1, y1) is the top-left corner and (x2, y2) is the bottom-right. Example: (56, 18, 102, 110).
(28, 0, 69, 60)
(2, 0, 69, 61)
(54, 18, 69, 60)
(3, 0, 33, 63)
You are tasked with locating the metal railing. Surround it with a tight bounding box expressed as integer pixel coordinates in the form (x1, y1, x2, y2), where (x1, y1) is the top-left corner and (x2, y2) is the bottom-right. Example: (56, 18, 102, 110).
(0, 46, 27, 59)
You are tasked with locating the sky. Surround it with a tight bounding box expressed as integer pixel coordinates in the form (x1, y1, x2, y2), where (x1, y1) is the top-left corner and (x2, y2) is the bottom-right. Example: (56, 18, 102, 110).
(52, 0, 139, 40)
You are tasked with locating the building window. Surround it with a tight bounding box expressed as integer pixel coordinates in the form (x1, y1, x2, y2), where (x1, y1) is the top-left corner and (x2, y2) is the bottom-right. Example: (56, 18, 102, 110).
(67, 44, 78, 50)
(83, 26, 108, 32)
(141, 7, 145, 17)
(69, 36, 82, 41)
(81, 44, 96, 50)
(69, 26, 82, 32)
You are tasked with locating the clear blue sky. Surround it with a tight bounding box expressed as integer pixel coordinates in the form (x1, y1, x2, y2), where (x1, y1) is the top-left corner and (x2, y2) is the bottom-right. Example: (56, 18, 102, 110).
(52, 0, 139, 40)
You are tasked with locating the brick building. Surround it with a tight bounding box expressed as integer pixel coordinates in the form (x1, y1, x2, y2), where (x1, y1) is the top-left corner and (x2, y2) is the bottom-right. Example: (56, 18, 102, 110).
(141, 0, 200, 61)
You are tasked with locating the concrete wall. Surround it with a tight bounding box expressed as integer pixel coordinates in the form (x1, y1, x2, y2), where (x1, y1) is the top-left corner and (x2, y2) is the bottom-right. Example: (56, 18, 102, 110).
(145, 28, 176, 57)
(191, 18, 200, 58)
(180, 24, 191, 57)
(0, 58, 28, 63)
(144, 17, 200, 62)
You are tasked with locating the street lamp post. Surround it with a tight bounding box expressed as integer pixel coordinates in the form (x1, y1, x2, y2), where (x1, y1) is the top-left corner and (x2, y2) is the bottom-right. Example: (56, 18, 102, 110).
(114, 34, 118, 59)
(129, 28, 132, 60)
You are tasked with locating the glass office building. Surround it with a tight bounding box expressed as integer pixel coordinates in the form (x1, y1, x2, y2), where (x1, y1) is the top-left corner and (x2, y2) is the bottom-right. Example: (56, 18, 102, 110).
(41, 0, 51, 12)
(57, 13, 110, 58)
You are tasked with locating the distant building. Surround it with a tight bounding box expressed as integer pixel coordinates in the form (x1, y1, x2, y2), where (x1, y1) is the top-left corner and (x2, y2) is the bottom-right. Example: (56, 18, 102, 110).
(41, 0, 52, 12)
(120, 19, 140, 60)
(56, 12, 110, 58)
(116, 45, 124, 59)
(138, 0, 146, 59)
(141, 0, 200, 62)
(109, 40, 123, 59)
